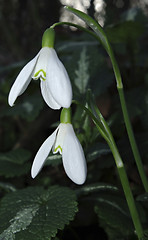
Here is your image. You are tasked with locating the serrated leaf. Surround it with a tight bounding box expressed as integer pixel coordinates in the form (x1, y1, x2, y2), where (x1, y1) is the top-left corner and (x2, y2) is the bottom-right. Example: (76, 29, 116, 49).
(74, 47, 89, 94)
(0, 186, 78, 240)
(0, 148, 31, 177)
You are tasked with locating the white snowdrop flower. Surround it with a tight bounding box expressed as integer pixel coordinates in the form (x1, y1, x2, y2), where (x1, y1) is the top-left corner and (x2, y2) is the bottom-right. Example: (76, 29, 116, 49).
(8, 28, 72, 109)
(31, 108, 87, 185)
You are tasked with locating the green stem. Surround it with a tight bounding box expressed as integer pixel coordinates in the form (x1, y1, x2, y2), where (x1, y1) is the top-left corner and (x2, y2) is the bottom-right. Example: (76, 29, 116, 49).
(73, 100, 144, 238)
(63, 6, 148, 192)
(107, 40, 148, 192)
(92, 91, 148, 192)
(72, 100, 110, 143)
(51, 21, 98, 41)
(108, 141, 143, 239)
(118, 88, 148, 192)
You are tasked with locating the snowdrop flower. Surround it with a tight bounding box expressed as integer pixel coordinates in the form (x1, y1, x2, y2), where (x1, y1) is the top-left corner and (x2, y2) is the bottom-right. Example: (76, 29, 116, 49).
(31, 108, 87, 185)
(8, 28, 72, 109)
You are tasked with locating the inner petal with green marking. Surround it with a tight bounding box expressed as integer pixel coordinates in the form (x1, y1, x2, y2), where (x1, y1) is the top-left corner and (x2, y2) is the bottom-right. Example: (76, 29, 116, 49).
(32, 47, 50, 81)
(33, 69, 46, 81)
(53, 145, 62, 154)
(52, 123, 67, 155)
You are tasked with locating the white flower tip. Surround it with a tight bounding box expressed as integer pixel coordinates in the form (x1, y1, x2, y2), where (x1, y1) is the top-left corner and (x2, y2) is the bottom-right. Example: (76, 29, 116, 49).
(70, 169, 87, 185)
(8, 100, 15, 107)
(31, 174, 36, 179)
(8, 102, 14, 107)
(8, 93, 15, 107)
(31, 160, 41, 179)
(31, 168, 37, 179)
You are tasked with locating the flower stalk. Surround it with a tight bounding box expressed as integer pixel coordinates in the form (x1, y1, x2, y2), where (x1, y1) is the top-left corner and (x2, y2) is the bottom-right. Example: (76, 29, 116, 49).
(74, 100, 144, 239)
(118, 88, 148, 192)
(109, 141, 144, 240)
(59, 6, 148, 193)
(42, 28, 55, 48)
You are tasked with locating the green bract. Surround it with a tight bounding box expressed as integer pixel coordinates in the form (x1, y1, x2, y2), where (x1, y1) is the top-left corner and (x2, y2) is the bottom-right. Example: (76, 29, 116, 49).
(60, 108, 71, 124)
(42, 28, 55, 48)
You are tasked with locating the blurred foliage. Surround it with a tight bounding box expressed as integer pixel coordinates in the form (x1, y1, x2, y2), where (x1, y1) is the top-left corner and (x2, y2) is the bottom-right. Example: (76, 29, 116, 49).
(0, 0, 148, 240)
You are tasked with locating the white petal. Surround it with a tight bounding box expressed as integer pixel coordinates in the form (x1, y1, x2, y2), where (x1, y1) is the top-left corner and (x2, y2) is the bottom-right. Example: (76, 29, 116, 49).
(62, 124, 87, 185)
(8, 52, 40, 106)
(31, 127, 59, 178)
(46, 48, 72, 108)
(40, 80, 61, 109)
(32, 47, 50, 80)
(53, 123, 67, 154)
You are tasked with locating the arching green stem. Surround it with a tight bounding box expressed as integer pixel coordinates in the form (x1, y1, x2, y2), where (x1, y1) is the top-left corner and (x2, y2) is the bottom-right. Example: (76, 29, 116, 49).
(74, 100, 144, 239)
(59, 6, 148, 193)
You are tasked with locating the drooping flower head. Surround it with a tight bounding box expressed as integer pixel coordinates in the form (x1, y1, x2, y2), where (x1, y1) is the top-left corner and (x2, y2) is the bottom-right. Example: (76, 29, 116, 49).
(8, 28, 72, 109)
(31, 107, 87, 185)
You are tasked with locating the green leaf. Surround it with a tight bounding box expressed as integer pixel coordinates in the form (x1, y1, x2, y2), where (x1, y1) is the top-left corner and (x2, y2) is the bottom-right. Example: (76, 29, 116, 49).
(46, 154, 62, 166)
(0, 148, 31, 164)
(74, 47, 89, 94)
(0, 61, 25, 74)
(57, 40, 98, 52)
(105, 21, 144, 44)
(141, 230, 148, 240)
(0, 186, 78, 240)
(1, 94, 44, 122)
(0, 182, 16, 192)
(0, 148, 31, 177)
(94, 193, 134, 239)
(137, 193, 148, 202)
(58, 37, 112, 99)
(76, 183, 118, 196)
(86, 142, 111, 162)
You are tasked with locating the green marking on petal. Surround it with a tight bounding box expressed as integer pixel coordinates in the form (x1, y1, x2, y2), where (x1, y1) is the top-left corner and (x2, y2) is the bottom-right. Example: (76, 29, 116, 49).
(34, 69, 46, 80)
(54, 145, 62, 154)
(40, 76, 46, 81)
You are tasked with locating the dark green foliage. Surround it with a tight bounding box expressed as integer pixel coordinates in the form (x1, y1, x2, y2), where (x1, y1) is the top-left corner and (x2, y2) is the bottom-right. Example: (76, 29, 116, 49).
(94, 193, 134, 239)
(0, 149, 31, 177)
(0, 186, 78, 240)
(0, 94, 44, 122)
